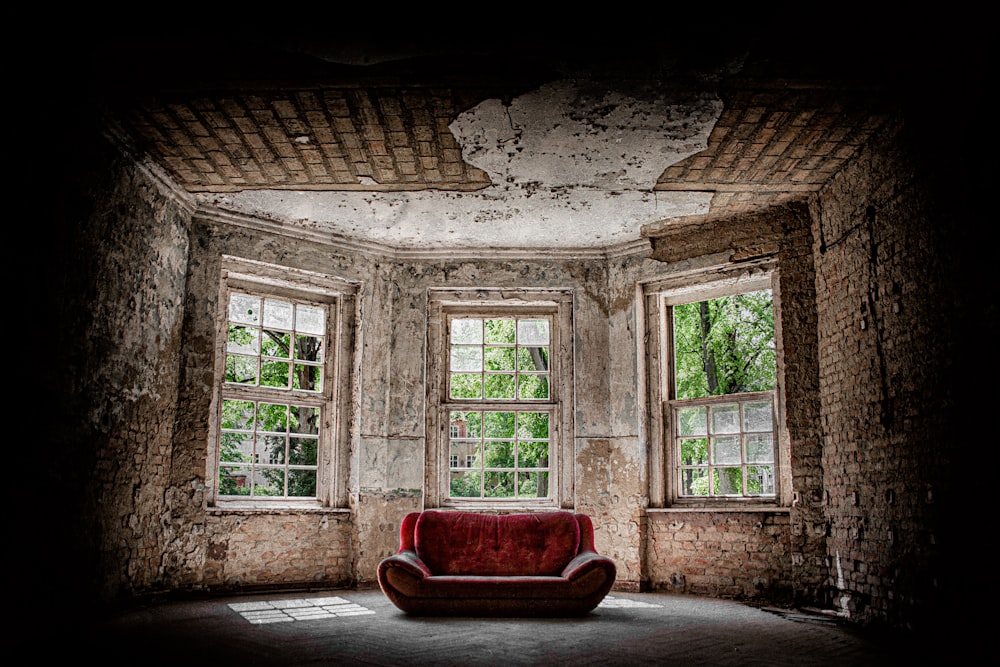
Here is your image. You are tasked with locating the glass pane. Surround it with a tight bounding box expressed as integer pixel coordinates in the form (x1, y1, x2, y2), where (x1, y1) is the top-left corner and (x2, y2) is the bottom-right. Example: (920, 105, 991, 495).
(227, 324, 260, 355)
(450, 374, 482, 399)
(518, 441, 548, 468)
(289, 437, 318, 466)
(262, 330, 291, 358)
(219, 466, 251, 495)
(229, 293, 260, 325)
(518, 471, 549, 498)
(517, 319, 549, 345)
(256, 469, 284, 497)
(261, 434, 286, 464)
(263, 299, 294, 329)
(518, 375, 549, 399)
(288, 469, 317, 497)
(226, 354, 257, 384)
(292, 363, 322, 391)
(679, 437, 708, 465)
(747, 466, 775, 495)
(294, 334, 323, 362)
(485, 440, 515, 467)
(451, 438, 480, 468)
(484, 471, 515, 497)
(451, 318, 482, 344)
(746, 433, 774, 463)
(517, 412, 549, 439)
(713, 468, 743, 495)
(451, 345, 482, 372)
(450, 411, 481, 438)
(518, 346, 549, 371)
(257, 403, 289, 431)
(261, 360, 291, 388)
(743, 401, 773, 432)
(483, 412, 515, 438)
(290, 405, 319, 435)
(450, 470, 481, 498)
(713, 435, 741, 464)
(296, 304, 326, 335)
(484, 319, 515, 344)
(677, 407, 707, 436)
(710, 404, 740, 434)
(221, 399, 255, 430)
(680, 467, 708, 496)
(220, 432, 252, 463)
(485, 374, 516, 399)
(484, 346, 515, 371)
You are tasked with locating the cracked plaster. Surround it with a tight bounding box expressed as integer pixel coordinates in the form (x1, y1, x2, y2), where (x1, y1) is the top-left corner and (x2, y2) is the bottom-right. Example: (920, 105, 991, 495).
(200, 79, 721, 251)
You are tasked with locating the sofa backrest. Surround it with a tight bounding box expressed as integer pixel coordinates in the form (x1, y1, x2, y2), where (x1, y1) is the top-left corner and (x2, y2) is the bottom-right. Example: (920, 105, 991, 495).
(413, 511, 581, 576)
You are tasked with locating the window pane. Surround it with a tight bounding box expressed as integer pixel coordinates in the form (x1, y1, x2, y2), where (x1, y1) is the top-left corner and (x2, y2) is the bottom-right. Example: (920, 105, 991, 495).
(451, 345, 483, 372)
(485, 440, 515, 467)
(517, 412, 549, 439)
(450, 374, 482, 399)
(262, 434, 286, 464)
(219, 466, 251, 495)
(743, 401, 773, 432)
(262, 330, 291, 358)
(517, 319, 549, 345)
(296, 304, 326, 335)
(290, 405, 319, 435)
(484, 346, 515, 371)
(452, 318, 482, 344)
(519, 442, 548, 467)
(485, 374, 516, 399)
(256, 469, 285, 497)
(518, 375, 549, 399)
(679, 437, 708, 465)
(257, 403, 288, 431)
(518, 346, 548, 371)
(747, 466, 775, 495)
(288, 469, 317, 497)
(229, 294, 260, 325)
(289, 437, 318, 466)
(220, 433, 251, 463)
(519, 471, 549, 498)
(484, 471, 515, 497)
(451, 438, 480, 468)
(450, 411, 480, 438)
(680, 468, 709, 496)
(710, 404, 740, 434)
(677, 407, 707, 436)
(263, 299, 294, 329)
(221, 399, 255, 430)
(227, 324, 260, 355)
(484, 319, 515, 344)
(293, 363, 322, 391)
(294, 334, 323, 362)
(713, 468, 743, 495)
(746, 433, 774, 463)
(261, 360, 291, 388)
(483, 412, 515, 438)
(712, 435, 741, 464)
(226, 355, 257, 384)
(450, 470, 481, 497)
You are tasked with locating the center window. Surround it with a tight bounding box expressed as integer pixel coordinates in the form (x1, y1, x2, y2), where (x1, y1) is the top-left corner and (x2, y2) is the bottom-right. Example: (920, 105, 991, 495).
(447, 316, 552, 500)
(426, 289, 573, 509)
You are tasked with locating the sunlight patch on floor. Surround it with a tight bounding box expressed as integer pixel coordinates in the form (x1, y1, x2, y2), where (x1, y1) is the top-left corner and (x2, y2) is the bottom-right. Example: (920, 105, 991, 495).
(229, 596, 375, 624)
(599, 596, 665, 608)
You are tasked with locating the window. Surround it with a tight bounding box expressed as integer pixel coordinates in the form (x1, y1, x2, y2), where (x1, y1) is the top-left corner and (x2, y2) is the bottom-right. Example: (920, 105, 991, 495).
(643, 267, 784, 505)
(426, 289, 574, 508)
(208, 257, 358, 508)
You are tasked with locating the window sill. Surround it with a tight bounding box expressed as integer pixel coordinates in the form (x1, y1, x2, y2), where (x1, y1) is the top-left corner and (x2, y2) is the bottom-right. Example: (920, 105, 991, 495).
(208, 501, 350, 514)
(648, 504, 790, 514)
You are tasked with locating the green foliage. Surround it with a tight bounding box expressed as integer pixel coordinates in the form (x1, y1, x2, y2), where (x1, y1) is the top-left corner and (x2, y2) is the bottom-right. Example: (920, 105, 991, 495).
(673, 290, 775, 399)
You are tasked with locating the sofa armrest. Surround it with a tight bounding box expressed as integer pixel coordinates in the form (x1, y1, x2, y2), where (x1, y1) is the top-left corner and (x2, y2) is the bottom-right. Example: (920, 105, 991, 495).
(379, 549, 433, 579)
(561, 550, 617, 582)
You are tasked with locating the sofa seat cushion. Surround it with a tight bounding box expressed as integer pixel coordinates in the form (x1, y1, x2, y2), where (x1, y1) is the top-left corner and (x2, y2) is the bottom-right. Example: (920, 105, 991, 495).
(414, 510, 580, 576)
(385, 568, 613, 601)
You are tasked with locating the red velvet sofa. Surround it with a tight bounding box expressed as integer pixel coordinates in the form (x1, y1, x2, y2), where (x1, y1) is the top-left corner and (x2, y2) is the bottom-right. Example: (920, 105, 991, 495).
(376, 510, 617, 616)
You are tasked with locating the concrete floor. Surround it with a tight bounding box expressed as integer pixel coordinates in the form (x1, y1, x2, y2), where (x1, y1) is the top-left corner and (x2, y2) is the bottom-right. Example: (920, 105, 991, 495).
(41, 587, 949, 666)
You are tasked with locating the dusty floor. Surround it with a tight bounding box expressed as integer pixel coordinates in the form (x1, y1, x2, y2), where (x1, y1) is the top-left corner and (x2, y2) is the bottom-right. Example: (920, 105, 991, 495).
(33, 588, 958, 666)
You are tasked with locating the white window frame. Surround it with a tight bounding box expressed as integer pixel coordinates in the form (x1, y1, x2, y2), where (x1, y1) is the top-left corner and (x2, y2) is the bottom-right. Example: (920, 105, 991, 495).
(207, 256, 359, 509)
(426, 288, 574, 510)
(642, 262, 791, 508)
